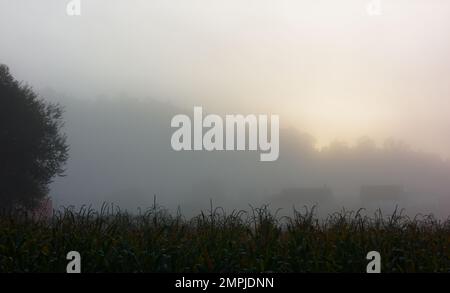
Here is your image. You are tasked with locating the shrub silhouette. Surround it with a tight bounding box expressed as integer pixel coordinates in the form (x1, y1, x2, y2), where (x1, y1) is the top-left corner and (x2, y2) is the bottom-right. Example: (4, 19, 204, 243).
(0, 64, 68, 209)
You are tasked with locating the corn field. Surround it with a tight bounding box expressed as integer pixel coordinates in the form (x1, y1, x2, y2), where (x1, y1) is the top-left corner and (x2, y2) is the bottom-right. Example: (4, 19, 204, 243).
(0, 204, 449, 273)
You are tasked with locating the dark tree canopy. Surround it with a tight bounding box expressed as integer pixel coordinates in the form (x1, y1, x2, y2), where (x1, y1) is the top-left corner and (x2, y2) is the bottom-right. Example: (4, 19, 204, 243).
(0, 64, 69, 209)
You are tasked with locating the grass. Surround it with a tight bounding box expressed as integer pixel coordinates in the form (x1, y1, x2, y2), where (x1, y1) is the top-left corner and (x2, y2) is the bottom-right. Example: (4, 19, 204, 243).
(0, 202, 449, 273)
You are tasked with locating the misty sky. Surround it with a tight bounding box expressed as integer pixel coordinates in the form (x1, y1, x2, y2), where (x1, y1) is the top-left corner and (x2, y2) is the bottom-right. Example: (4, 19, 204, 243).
(1, 0, 450, 156)
(2, 1, 450, 217)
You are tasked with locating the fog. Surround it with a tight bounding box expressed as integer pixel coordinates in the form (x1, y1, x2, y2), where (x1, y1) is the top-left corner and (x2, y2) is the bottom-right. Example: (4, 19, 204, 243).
(38, 91, 449, 218)
(1, 1, 450, 217)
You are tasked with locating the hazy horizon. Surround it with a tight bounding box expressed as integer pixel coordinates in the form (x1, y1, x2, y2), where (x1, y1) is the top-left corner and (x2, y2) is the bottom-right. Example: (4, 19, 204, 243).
(1, 0, 450, 217)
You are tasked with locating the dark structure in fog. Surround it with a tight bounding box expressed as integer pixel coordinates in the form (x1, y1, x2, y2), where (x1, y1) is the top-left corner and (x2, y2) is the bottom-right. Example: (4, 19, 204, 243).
(360, 185, 406, 211)
(270, 186, 335, 211)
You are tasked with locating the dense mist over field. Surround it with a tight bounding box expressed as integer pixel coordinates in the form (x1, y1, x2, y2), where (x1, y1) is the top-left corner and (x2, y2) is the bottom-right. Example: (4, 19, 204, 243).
(40, 90, 450, 218)
(2, 1, 450, 217)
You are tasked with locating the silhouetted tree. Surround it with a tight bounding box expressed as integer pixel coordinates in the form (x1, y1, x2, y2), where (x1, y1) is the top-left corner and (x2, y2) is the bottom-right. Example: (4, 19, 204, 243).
(0, 65, 68, 209)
